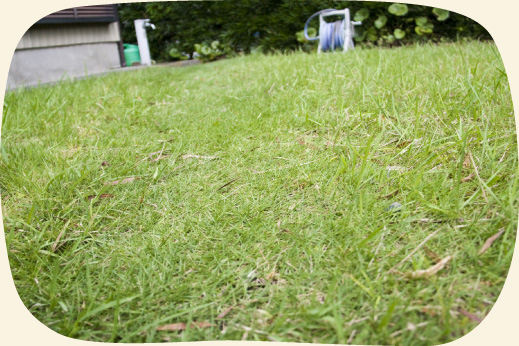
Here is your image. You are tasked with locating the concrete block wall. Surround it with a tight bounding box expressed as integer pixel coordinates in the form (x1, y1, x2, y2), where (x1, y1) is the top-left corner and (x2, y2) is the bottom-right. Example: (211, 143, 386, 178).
(6, 22, 123, 89)
(7, 42, 121, 89)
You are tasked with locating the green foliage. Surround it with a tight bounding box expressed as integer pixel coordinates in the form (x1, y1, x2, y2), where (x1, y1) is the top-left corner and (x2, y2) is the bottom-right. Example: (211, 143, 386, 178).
(295, 27, 318, 52)
(168, 47, 188, 61)
(366, 27, 379, 42)
(388, 3, 408, 16)
(296, 27, 316, 43)
(354, 8, 370, 22)
(374, 15, 388, 29)
(415, 17, 434, 35)
(117, 1, 491, 62)
(194, 40, 234, 63)
(394, 28, 406, 39)
(343, 3, 490, 46)
(433, 8, 450, 21)
(415, 17, 428, 26)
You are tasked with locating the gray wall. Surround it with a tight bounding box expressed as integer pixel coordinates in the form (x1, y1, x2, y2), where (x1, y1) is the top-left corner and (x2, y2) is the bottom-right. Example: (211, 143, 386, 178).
(17, 22, 121, 50)
(7, 42, 121, 89)
(6, 22, 123, 89)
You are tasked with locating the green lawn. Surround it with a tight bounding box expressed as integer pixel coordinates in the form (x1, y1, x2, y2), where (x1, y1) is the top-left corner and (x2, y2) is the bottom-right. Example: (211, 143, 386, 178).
(1, 41, 517, 344)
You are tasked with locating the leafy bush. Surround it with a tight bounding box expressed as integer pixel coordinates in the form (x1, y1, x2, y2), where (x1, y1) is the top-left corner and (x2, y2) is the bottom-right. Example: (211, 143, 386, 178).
(194, 40, 234, 62)
(295, 27, 317, 52)
(168, 47, 189, 61)
(117, 1, 491, 62)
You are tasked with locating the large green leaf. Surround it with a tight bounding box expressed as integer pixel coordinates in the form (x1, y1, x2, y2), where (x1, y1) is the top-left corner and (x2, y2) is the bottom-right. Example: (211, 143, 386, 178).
(296, 27, 316, 43)
(354, 28, 367, 42)
(415, 17, 429, 27)
(415, 22, 434, 35)
(296, 30, 304, 43)
(169, 47, 181, 58)
(366, 27, 378, 42)
(388, 3, 408, 16)
(394, 28, 406, 39)
(375, 15, 388, 29)
(354, 8, 370, 22)
(201, 45, 212, 55)
(432, 8, 450, 21)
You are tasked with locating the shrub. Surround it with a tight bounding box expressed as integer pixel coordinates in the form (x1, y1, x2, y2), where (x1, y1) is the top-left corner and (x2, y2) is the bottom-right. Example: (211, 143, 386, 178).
(194, 40, 235, 62)
(117, 1, 491, 62)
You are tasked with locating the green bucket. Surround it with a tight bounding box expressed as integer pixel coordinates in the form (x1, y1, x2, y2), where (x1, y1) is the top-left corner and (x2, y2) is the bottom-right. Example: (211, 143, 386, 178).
(123, 44, 141, 66)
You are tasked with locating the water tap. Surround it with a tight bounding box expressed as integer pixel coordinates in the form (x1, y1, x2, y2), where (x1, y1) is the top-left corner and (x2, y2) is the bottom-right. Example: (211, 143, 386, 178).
(143, 19, 156, 30)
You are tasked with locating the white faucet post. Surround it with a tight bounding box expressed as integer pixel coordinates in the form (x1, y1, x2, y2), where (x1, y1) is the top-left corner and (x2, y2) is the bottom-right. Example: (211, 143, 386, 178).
(134, 19, 155, 66)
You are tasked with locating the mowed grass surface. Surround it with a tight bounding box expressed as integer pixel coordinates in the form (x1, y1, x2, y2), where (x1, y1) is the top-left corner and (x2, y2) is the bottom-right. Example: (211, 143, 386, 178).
(1, 41, 517, 344)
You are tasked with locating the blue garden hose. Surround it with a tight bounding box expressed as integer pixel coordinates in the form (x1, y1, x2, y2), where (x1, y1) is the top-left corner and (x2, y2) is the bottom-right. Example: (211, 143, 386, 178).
(304, 9, 347, 52)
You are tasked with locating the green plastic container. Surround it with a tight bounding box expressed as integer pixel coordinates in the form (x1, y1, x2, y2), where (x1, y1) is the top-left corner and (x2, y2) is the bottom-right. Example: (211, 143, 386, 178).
(123, 44, 141, 66)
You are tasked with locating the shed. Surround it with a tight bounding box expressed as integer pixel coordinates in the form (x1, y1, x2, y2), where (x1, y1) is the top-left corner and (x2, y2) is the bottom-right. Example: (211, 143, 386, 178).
(7, 5, 125, 89)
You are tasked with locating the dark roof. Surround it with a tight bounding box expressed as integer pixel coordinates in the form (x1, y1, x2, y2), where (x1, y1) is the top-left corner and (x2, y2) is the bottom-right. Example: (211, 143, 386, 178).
(36, 5, 119, 24)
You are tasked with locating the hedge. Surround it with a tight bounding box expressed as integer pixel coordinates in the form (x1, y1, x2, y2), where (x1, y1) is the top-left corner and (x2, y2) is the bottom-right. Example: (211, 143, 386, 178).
(117, 1, 491, 62)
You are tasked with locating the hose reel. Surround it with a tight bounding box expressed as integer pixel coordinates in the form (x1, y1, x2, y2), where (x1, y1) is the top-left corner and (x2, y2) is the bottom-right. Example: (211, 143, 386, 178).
(304, 8, 362, 53)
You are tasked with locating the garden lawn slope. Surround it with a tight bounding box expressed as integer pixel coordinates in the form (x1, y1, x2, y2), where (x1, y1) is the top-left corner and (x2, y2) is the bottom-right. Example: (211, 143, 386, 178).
(1, 41, 517, 344)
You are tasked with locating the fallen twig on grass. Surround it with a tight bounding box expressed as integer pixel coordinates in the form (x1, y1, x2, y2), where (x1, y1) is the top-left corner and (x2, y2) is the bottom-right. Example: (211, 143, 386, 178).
(147, 150, 164, 158)
(461, 172, 475, 183)
(499, 149, 508, 163)
(345, 316, 370, 326)
(415, 218, 464, 224)
(347, 329, 357, 344)
(181, 154, 218, 160)
(388, 228, 442, 273)
(236, 325, 277, 341)
(382, 190, 399, 199)
(389, 322, 429, 338)
(103, 177, 140, 185)
(267, 82, 276, 94)
(150, 155, 171, 162)
(215, 306, 234, 320)
(87, 193, 114, 200)
(218, 177, 240, 191)
(156, 321, 214, 331)
(478, 228, 505, 255)
(457, 308, 483, 323)
(51, 220, 71, 252)
(393, 255, 453, 279)
(468, 151, 488, 203)
(171, 163, 186, 172)
(147, 143, 170, 162)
